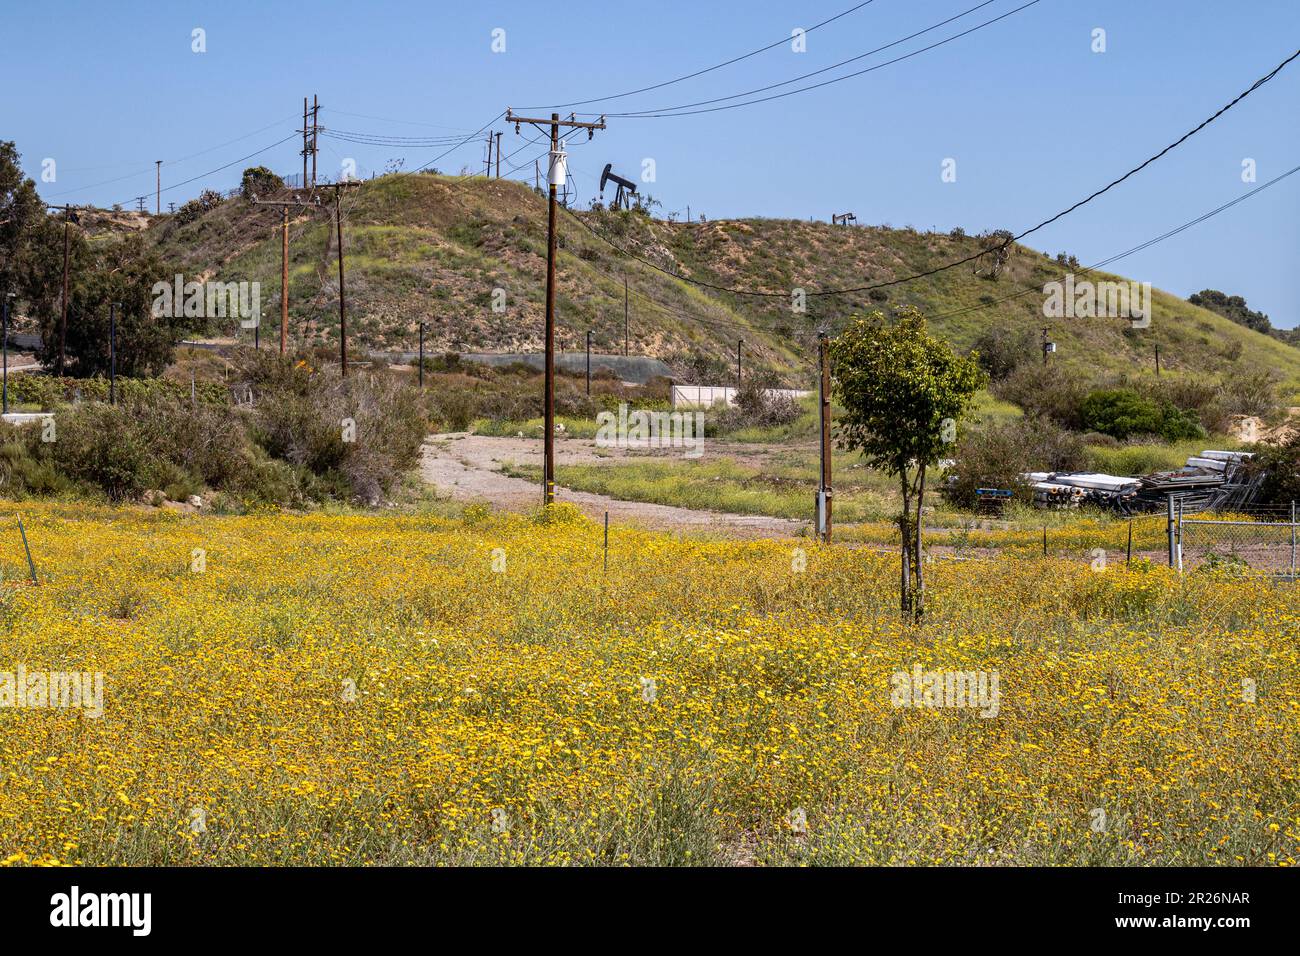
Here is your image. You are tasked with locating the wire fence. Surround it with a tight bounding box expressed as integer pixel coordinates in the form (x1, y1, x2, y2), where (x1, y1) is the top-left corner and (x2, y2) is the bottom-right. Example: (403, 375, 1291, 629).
(1178, 503, 1298, 579)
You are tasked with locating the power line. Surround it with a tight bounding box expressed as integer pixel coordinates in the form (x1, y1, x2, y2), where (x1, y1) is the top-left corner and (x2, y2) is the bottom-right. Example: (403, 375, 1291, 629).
(520, 1, 879, 110)
(103, 133, 301, 209)
(597, 0, 1001, 117)
(569, 45, 1300, 297)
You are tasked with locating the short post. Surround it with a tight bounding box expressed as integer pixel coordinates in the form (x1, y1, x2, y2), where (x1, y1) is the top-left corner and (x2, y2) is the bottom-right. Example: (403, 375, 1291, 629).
(585, 330, 592, 396)
(1042, 525, 1047, 556)
(603, 511, 609, 573)
(1125, 519, 1133, 566)
(17, 517, 38, 585)
(1291, 501, 1296, 581)
(1176, 497, 1184, 574)
(418, 322, 425, 387)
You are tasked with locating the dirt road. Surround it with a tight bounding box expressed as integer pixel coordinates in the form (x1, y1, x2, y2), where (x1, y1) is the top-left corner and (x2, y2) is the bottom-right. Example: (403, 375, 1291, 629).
(419, 433, 806, 538)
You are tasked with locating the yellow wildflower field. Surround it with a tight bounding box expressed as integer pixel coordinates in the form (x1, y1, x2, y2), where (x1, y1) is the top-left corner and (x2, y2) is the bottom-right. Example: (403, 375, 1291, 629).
(0, 501, 1296, 866)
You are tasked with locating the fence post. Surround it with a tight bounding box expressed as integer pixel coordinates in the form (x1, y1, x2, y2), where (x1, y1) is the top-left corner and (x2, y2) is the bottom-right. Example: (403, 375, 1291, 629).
(1291, 501, 1296, 581)
(1126, 519, 1133, 566)
(1176, 497, 1184, 574)
(1166, 495, 1176, 567)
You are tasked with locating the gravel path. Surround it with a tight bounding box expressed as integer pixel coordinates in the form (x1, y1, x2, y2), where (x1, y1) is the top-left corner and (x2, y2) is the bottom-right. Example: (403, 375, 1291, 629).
(419, 433, 807, 539)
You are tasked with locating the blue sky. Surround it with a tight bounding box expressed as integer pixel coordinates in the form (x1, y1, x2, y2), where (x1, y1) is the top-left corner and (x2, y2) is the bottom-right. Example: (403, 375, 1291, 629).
(4, 0, 1298, 325)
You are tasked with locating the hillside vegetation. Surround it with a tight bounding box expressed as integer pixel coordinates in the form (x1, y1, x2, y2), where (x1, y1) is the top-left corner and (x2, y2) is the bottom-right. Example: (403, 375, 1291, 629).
(143, 172, 1300, 390)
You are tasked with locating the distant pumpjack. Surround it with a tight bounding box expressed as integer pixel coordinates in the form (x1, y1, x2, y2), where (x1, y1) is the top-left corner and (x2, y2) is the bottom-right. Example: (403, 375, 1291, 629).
(832, 212, 857, 226)
(599, 163, 638, 211)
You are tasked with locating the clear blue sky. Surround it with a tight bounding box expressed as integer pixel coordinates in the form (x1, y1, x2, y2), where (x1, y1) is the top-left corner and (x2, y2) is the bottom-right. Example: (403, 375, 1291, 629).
(4, 0, 1298, 325)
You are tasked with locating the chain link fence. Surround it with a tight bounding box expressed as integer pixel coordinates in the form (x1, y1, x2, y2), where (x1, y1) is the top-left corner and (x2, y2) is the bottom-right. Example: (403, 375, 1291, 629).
(1178, 503, 1299, 578)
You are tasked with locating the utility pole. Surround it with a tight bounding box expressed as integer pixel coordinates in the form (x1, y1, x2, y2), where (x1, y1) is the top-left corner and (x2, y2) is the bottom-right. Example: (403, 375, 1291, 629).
(1155, 343, 1161, 376)
(109, 302, 117, 405)
(311, 95, 320, 188)
(486, 132, 494, 178)
(818, 332, 833, 544)
(252, 193, 323, 355)
(312, 181, 361, 375)
(495, 132, 502, 178)
(302, 96, 309, 188)
(155, 160, 162, 214)
(48, 204, 77, 376)
(586, 330, 592, 395)
(505, 108, 606, 506)
(2, 292, 12, 415)
(623, 276, 629, 356)
(736, 338, 743, 389)
(419, 322, 425, 387)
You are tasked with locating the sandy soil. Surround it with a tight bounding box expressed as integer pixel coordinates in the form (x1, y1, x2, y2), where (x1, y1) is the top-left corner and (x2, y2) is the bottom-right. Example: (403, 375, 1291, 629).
(419, 432, 807, 538)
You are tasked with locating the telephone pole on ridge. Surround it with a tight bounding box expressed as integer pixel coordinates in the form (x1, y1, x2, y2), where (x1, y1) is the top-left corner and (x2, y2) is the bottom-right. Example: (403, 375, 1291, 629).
(251, 192, 324, 355)
(311, 181, 360, 375)
(505, 108, 606, 506)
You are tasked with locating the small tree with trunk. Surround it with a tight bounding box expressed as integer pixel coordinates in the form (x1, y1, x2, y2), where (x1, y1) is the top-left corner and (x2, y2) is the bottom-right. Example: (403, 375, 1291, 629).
(830, 308, 986, 620)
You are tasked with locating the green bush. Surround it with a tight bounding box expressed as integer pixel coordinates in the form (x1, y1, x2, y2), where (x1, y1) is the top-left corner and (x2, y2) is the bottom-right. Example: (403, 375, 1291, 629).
(1080, 388, 1204, 441)
(943, 417, 1087, 509)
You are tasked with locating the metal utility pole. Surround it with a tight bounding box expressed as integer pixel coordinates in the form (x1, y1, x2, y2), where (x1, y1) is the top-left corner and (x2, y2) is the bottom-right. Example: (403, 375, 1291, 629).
(109, 302, 117, 404)
(305, 181, 360, 375)
(419, 322, 425, 386)
(495, 132, 502, 178)
(252, 194, 323, 355)
(155, 160, 162, 214)
(505, 108, 606, 506)
(817, 333, 833, 544)
(623, 277, 629, 356)
(585, 330, 592, 395)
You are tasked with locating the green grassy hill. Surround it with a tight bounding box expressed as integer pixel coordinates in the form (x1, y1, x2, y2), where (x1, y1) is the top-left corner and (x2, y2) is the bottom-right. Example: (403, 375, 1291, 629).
(143, 172, 1300, 392)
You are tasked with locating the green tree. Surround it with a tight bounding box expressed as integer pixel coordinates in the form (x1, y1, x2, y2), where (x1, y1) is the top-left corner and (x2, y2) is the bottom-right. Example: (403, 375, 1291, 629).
(0, 141, 45, 299)
(240, 166, 284, 200)
(1188, 289, 1271, 334)
(830, 308, 986, 619)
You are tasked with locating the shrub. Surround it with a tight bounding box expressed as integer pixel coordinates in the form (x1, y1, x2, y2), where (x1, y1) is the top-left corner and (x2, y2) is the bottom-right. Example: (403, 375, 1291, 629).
(943, 417, 1087, 508)
(994, 362, 1093, 429)
(970, 326, 1037, 381)
(1080, 388, 1204, 441)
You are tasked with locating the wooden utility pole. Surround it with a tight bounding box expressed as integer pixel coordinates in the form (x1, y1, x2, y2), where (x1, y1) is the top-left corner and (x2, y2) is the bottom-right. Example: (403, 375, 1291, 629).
(486, 133, 493, 178)
(419, 322, 425, 387)
(818, 333, 833, 543)
(311, 95, 320, 188)
(1155, 343, 1161, 376)
(495, 132, 502, 178)
(736, 338, 743, 389)
(585, 329, 592, 395)
(302, 97, 309, 187)
(623, 276, 629, 356)
(313, 181, 361, 375)
(47, 204, 76, 376)
(252, 193, 323, 355)
(505, 108, 606, 505)
(155, 160, 162, 214)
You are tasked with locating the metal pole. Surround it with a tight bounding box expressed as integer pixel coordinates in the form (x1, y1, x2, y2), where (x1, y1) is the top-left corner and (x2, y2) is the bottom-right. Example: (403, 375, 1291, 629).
(155, 160, 161, 215)
(109, 302, 116, 404)
(1167, 494, 1176, 567)
(303, 96, 309, 188)
(495, 132, 502, 178)
(1291, 501, 1296, 580)
(17, 517, 37, 585)
(311, 94, 319, 188)
(1126, 518, 1133, 566)
(623, 276, 628, 357)
(604, 511, 609, 573)
(586, 330, 592, 395)
(419, 322, 425, 387)
(736, 338, 743, 389)
(543, 114, 560, 506)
